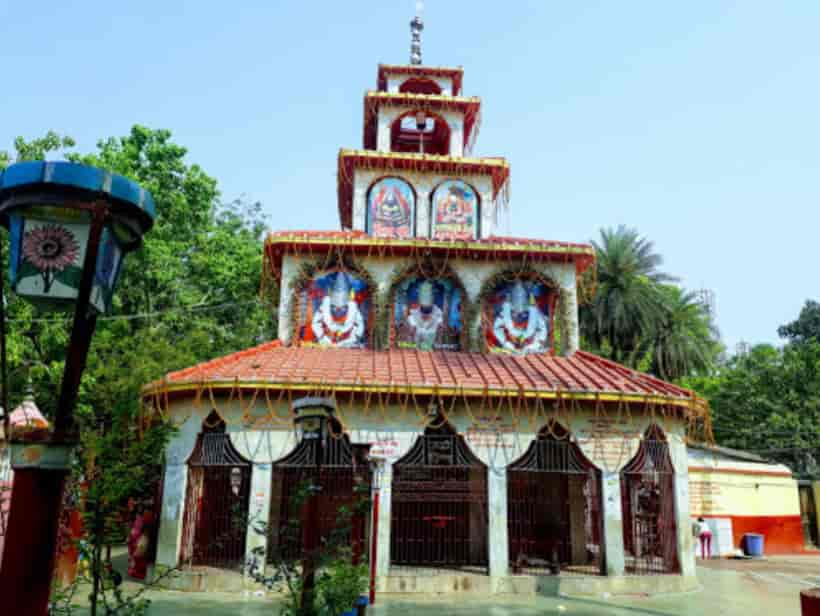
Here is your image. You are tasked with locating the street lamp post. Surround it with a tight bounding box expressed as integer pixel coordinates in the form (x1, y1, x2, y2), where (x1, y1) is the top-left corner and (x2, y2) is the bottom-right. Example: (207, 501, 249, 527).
(0, 161, 155, 616)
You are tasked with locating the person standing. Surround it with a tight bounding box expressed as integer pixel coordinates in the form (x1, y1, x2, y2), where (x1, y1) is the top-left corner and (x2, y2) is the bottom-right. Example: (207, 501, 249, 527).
(695, 517, 712, 559)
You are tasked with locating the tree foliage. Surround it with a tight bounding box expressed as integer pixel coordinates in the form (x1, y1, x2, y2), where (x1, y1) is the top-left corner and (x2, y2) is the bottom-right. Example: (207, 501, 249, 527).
(580, 225, 720, 380)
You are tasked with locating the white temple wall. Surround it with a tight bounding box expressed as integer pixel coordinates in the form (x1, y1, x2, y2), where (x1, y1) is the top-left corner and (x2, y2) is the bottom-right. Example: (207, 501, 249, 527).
(157, 396, 692, 584)
(375, 107, 465, 157)
(351, 167, 495, 238)
(384, 74, 454, 95)
(276, 253, 579, 353)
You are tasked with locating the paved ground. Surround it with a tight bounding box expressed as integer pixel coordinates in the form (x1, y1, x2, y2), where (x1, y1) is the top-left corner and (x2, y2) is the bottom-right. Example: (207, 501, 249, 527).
(66, 557, 820, 616)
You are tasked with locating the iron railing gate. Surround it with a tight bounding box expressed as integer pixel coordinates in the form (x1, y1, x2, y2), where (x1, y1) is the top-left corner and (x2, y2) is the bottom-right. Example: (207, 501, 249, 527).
(268, 432, 370, 564)
(180, 430, 251, 569)
(391, 422, 488, 571)
(508, 427, 604, 575)
(621, 426, 679, 575)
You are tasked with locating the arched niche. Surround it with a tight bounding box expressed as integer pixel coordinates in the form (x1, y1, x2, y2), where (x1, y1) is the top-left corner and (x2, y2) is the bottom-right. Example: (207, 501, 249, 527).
(366, 176, 416, 238)
(430, 179, 480, 241)
(390, 110, 450, 156)
(267, 417, 370, 564)
(478, 268, 560, 356)
(391, 416, 488, 571)
(399, 77, 442, 95)
(180, 410, 252, 569)
(620, 424, 680, 575)
(507, 421, 604, 575)
(290, 258, 375, 349)
(386, 262, 469, 351)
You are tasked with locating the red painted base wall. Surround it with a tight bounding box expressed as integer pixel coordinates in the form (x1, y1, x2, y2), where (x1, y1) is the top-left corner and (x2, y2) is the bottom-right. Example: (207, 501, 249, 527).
(701, 515, 806, 554)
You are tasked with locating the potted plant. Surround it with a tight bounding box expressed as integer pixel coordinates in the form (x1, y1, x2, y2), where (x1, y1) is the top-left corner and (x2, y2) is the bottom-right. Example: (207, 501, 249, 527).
(317, 558, 368, 616)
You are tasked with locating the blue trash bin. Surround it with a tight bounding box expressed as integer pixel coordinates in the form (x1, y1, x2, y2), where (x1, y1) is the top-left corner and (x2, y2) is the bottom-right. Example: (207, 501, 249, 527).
(743, 533, 764, 557)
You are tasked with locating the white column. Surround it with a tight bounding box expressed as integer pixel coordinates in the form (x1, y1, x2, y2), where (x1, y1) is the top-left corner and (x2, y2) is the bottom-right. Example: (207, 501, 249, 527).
(669, 436, 696, 577)
(156, 463, 188, 568)
(155, 416, 199, 568)
(374, 461, 393, 579)
(245, 462, 273, 572)
(601, 471, 626, 576)
(487, 467, 509, 587)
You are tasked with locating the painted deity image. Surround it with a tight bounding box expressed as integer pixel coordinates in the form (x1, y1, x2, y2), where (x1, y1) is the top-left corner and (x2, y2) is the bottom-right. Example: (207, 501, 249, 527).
(394, 277, 462, 351)
(486, 279, 551, 355)
(298, 270, 370, 348)
(367, 178, 414, 238)
(432, 180, 477, 241)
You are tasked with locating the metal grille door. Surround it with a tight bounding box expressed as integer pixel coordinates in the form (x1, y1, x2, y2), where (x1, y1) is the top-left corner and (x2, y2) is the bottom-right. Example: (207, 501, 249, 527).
(180, 431, 251, 569)
(621, 426, 679, 575)
(508, 427, 604, 575)
(391, 423, 488, 571)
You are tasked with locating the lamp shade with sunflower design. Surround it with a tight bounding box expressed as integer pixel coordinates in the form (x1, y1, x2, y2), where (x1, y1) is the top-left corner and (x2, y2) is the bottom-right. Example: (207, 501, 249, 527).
(0, 161, 155, 313)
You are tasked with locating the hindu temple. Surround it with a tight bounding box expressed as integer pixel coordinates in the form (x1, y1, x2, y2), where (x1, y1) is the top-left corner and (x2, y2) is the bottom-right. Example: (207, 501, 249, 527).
(144, 6, 710, 597)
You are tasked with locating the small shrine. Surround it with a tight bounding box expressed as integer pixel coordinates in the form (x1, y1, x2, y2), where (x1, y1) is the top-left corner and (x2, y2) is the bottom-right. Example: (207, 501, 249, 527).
(144, 5, 710, 597)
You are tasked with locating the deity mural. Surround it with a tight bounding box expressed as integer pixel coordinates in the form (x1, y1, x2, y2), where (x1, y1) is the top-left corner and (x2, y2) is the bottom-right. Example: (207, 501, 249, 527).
(432, 180, 478, 241)
(394, 277, 462, 351)
(298, 270, 370, 348)
(367, 178, 415, 238)
(486, 279, 551, 355)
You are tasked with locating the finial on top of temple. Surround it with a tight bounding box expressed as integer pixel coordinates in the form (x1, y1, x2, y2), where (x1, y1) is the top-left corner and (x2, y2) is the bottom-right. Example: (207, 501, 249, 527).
(410, 0, 424, 65)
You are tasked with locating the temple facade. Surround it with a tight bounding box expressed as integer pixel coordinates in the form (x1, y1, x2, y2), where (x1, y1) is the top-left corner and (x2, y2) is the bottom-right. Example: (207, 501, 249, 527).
(145, 23, 710, 596)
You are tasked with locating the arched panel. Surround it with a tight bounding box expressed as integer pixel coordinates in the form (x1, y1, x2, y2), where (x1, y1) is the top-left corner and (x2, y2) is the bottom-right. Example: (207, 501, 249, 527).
(430, 179, 479, 241)
(391, 419, 488, 570)
(366, 176, 415, 238)
(620, 425, 679, 575)
(507, 424, 604, 575)
(390, 271, 466, 351)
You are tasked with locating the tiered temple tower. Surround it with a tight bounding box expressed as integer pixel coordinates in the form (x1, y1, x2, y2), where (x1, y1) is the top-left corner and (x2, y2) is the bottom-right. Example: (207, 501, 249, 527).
(147, 7, 704, 597)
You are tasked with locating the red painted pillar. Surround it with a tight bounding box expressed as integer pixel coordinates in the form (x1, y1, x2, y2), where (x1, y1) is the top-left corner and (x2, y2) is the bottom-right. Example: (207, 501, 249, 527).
(0, 468, 68, 616)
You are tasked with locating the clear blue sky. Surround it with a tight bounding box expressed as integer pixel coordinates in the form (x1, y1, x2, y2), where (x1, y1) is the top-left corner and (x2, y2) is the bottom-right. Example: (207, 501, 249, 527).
(2, 1, 818, 350)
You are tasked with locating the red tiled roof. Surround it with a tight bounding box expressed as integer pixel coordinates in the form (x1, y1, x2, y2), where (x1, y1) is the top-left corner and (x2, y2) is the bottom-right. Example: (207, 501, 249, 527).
(264, 231, 595, 278)
(146, 342, 699, 408)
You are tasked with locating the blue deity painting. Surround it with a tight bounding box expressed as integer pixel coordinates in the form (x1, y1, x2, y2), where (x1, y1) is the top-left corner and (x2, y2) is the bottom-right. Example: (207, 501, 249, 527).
(485, 279, 552, 355)
(394, 277, 462, 351)
(367, 178, 415, 238)
(298, 270, 370, 348)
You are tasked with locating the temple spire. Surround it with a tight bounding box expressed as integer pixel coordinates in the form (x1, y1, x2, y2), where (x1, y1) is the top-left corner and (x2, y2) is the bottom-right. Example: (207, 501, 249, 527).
(410, 0, 424, 65)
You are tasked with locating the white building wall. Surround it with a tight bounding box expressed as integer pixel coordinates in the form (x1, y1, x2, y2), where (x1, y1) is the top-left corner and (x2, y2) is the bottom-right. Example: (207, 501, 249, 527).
(375, 106, 465, 157)
(352, 167, 496, 238)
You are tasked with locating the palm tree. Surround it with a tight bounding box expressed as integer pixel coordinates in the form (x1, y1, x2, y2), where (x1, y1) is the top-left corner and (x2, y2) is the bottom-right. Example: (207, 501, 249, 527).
(580, 226, 674, 366)
(648, 286, 719, 381)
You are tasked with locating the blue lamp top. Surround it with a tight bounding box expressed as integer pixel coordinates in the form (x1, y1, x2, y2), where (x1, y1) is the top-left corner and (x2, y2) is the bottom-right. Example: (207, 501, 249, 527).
(0, 160, 155, 234)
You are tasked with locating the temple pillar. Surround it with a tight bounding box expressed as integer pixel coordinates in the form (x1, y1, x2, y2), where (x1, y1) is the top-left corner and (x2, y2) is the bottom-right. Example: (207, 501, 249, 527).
(669, 435, 696, 578)
(601, 471, 625, 576)
(155, 416, 199, 568)
(560, 285, 580, 356)
(244, 462, 273, 572)
(374, 461, 393, 580)
(487, 467, 509, 586)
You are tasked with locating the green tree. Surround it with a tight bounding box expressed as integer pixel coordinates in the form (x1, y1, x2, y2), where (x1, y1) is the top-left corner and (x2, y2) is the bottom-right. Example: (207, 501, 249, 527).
(778, 299, 820, 344)
(580, 225, 673, 365)
(646, 285, 719, 381)
(683, 342, 820, 477)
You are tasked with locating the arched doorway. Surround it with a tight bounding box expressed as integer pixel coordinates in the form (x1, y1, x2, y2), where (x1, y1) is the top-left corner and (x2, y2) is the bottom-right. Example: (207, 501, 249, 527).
(621, 425, 679, 575)
(507, 422, 604, 575)
(180, 412, 251, 568)
(267, 419, 370, 564)
(391, 418, 488, 571)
